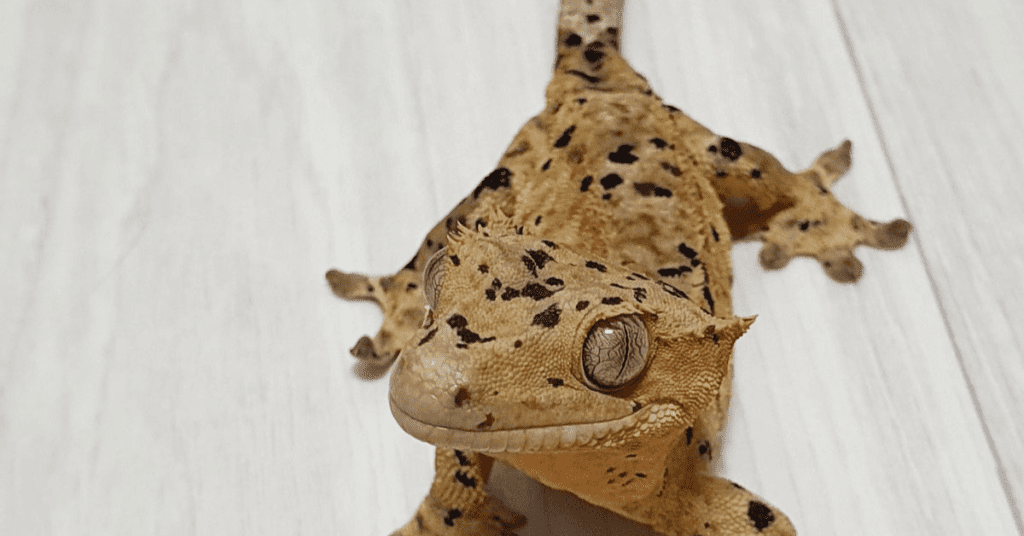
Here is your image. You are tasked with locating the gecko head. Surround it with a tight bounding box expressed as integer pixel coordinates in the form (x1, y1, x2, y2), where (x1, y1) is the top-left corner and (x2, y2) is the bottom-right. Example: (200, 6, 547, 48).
(388, 225, 751, 453)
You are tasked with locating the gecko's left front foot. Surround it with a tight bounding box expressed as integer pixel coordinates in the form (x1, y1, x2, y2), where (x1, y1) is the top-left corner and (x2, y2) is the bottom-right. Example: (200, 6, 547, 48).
(708, 138, 911, 282)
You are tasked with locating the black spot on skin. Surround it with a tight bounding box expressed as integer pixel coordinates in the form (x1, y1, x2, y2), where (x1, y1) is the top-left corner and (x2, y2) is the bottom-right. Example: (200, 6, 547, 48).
(636, 473, 646, 478)
(450, 254, 460, 266)
(600, 173, 623, 189)
(608, 145, 638, 164)
(478, 264, 489, 274)
(712, 227, 720, 242)
(501, 287, 521, 300)
(732, 482, 746, 490)
(632, 401, 642, 412)
(660, 161, 683, 176)
(580, 175, 593, 192)
(535, 215, 543, 226)
(447, 314, 468, 329)
(406, 282, 417, 291)
(586, 14, 600, 22)
(799, 220, 810, 231)
(631, 272, 649, 280)
(541, 159, 552, 171)
(473, 167, 513, 198)
(585, 260, 607, 272)
(444, 509, 463, 526)
(678, 243, 698, 258)
(609, 283, 627, 289)
(751, 168, 762, 178)
(618, 472, 628, 478)
(491, 278, 502, 289)
(626, 454, 637, 458)
(477, 413, 494, 429)
(686, 427, 694, 445)
(418, 328, 438, 346)
(402, 255, 417, 271)
(521, 283, 556, 300)
(602, 193, 611, 200)
(601, 297, 623, 305)
(522, 255, 537, 277)
(565, 33, 582, 46)
(546, 378, 565, 387)
(485, 288, 496, 301)
(577, 98, 587, 105)
(607, 467, 616, 473)
(708, 144, 717, 153)
(532, 303, 561, 328)
(663, 104, 681, 113)
(658, 266, 692, 277)
(649, 137, 668, 148)
(633, 182, 673, 198)
(454, 449, 471, 466)
(415, 514, 424, 531)
(567, 69, 601, 83)
(527, 249, 553, 270)
(633, 287, 647, 302)
(554, 125, 576, 148)
(698, 441, 710, 457)
(454, 388, 470, 407)
(659, 281, 689, 299)
(474, 218, 486, 229)
(720, 137, 742, 160)
(514, 340, 522, 348)
(542, 240, 557, 249)
(747, 501, 776, 531)
(716, 170, 728, 178)
(447, 314, 494, 345)
(703, 286, 716, 314)
(454, 471, 477, 488)
(576, 300, 590, 311)
(584, 48, 605, 63)
(545, 277, 564, 286)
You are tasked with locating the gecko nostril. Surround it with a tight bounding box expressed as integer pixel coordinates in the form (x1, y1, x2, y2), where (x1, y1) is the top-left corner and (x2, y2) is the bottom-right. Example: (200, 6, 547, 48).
(454, 387, 471, 407)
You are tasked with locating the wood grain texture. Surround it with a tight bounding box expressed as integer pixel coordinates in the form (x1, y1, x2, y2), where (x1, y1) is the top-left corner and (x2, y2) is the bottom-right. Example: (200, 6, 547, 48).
(0, 1, 1020, 535)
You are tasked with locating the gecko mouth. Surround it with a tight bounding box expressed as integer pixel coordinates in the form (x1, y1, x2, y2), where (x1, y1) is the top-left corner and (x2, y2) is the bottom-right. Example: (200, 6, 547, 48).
(389, 397, 676, 453)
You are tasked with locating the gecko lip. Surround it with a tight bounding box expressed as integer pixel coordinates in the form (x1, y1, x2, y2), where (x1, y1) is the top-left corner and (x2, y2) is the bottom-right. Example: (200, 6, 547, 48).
(389, 396, 671, 453)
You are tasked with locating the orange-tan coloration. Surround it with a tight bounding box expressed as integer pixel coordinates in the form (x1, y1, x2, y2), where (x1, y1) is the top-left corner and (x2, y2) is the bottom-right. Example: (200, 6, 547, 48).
(326, 1, 911, 534)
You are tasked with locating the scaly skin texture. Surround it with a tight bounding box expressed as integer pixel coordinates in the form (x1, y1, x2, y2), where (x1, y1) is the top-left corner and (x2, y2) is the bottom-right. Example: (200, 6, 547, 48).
(326, 1, 911, 534)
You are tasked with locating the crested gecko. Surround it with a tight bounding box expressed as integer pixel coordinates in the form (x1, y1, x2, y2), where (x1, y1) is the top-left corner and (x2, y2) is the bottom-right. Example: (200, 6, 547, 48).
(327, 1, 911, 534)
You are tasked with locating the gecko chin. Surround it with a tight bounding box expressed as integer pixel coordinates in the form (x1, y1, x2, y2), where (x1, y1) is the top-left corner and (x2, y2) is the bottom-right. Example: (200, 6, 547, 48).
(389, 396, 680, 453)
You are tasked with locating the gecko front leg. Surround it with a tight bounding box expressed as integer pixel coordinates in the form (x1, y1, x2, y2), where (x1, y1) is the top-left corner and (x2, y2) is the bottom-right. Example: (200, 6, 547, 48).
(392, 449, 525, 536)
(705, 137, 911, 282)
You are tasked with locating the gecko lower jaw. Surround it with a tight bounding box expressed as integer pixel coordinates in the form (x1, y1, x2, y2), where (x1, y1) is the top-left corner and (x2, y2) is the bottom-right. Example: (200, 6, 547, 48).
(389, 396, 674, 453)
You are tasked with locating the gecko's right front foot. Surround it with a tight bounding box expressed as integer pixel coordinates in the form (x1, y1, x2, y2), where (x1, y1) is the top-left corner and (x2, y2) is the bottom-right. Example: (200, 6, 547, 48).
(326, 267, 426, 366)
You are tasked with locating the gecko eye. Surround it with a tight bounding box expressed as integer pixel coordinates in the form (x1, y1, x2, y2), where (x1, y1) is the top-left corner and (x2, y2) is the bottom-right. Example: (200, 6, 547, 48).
(422, 248, 448, 309)
(581, 315, 649, 391)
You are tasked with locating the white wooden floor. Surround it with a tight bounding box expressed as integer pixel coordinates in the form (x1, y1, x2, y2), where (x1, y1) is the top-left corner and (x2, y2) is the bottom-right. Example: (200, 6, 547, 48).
(1, 1, 1022, 535)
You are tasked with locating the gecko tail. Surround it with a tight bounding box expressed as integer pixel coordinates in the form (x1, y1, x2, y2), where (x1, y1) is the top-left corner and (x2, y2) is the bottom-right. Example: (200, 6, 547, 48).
(549, 0, 651, 100)
(557, 0, 625, 52)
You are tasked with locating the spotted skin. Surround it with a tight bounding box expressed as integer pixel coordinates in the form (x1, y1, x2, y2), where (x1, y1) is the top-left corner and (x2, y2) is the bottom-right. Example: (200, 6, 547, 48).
(328, 1, 910, 535)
